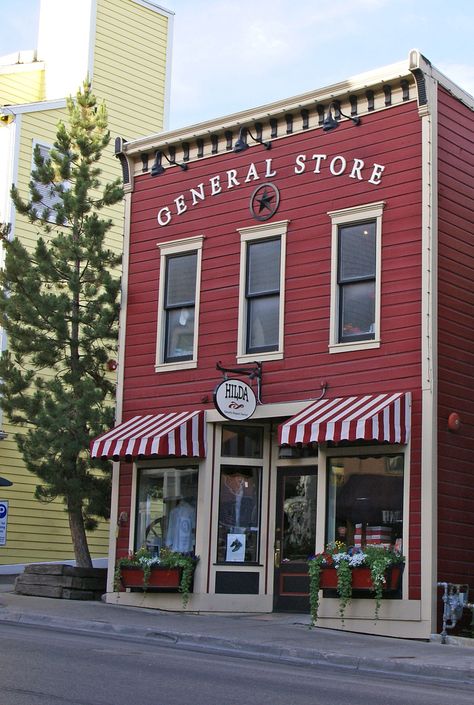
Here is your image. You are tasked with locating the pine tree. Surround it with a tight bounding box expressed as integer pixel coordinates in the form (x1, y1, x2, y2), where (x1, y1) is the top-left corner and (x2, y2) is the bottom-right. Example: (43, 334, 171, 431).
(0, 82, 123, 567)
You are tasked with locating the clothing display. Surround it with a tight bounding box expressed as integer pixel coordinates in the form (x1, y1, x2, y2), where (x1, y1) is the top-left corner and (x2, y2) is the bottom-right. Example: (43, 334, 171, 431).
(165, 500, 196, 553)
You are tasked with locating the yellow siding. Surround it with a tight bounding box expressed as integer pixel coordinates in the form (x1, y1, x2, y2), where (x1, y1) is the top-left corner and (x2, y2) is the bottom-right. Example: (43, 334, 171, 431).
(93, 0, 170, 139)
(0, 0, 170, 568)
(0, 65, 45, 105)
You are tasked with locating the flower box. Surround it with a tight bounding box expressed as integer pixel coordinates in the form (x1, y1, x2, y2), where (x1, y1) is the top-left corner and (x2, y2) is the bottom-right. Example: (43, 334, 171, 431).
(319, 565, 403, 591)
(120, 566, 182, 591)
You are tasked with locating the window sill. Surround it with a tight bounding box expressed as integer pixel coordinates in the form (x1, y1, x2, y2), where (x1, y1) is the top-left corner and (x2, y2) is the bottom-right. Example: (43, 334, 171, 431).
(329, 339, 380, 354)
(236, 351, 283, 364)
(155, 359, 198, 373)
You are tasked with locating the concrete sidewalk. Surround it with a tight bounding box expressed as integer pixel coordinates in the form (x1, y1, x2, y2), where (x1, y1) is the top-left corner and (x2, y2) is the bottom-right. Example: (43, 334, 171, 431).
(1, 577, 473, 684)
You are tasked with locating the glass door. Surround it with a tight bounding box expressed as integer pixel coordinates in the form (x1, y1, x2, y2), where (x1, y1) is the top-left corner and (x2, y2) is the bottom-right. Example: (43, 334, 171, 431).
(273, 468, 317, 612)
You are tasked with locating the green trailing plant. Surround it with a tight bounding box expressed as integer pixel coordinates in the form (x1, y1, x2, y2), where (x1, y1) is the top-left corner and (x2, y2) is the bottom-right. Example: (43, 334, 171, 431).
(307, 553, 324, 627)
(115, 547, 199, 608)
(335, 556, 353, 623)
(364, 544, 402, 619)
(307, 542, 404, 625)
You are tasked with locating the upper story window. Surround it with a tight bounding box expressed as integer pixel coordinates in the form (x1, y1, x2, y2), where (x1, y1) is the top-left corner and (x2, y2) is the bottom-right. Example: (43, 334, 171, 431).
(338, 221, 376, 342)
(32, 142, 67, 223)
(237, 221, 288, 364)
(328, 202, 384, 353)
(156, 236, 204, 372)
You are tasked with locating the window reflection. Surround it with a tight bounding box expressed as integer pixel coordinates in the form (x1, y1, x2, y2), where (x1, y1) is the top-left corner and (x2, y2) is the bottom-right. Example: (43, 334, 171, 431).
(221, 425, 263, 458)
(136, 467, 198, 555)
(217, 466, 261, 563)
(327, 455, 403, 552)
(282, 474, 317, 561)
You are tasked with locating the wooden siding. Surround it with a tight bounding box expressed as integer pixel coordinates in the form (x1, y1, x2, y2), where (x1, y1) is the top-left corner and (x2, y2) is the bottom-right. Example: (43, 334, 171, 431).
(0, 0, 171, 567)
(0, 65, 45, 105)
(120, 101, 424, 593)
(437, 86, 474, 589)
(93, 0, 170, 140)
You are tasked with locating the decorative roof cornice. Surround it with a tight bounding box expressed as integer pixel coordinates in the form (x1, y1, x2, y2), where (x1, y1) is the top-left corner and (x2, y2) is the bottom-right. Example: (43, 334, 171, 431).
(116, 50, 473, 183)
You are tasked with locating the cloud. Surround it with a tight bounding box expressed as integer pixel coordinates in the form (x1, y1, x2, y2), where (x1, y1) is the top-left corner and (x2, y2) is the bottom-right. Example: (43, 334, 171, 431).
(168, 0, 473, 128)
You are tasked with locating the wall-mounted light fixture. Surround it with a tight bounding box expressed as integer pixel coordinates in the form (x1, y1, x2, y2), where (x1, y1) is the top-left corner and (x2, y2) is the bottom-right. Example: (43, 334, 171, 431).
(151, 150, 188, 176)
(322, 102, 361, 132)
(233, 127, 272, 153)
(118, 511, 128, 526)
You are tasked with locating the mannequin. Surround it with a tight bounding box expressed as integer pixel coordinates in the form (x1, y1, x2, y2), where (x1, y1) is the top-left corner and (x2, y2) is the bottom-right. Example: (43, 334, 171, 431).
(165, 498, 196, 553)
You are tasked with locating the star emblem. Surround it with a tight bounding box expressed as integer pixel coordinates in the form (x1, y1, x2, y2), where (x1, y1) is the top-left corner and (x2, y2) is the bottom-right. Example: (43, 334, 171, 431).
(250, 182, 280, 221)
(255, 187, 274, 213)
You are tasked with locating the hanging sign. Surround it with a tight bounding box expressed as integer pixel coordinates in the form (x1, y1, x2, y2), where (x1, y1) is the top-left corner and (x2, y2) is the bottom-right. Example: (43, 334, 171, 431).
(214, 379, 257, 421)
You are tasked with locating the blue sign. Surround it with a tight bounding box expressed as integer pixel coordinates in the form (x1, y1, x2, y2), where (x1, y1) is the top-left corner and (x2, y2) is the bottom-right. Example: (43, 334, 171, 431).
(0, 500, 8, 546)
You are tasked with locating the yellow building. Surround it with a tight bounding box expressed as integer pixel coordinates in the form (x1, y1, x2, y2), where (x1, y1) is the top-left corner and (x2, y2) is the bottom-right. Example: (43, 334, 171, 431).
(0, 0, 173, 572)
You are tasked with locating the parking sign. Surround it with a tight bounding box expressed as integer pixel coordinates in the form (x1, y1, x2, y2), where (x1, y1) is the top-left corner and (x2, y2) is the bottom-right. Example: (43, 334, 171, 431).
(0, 501, 8, 546)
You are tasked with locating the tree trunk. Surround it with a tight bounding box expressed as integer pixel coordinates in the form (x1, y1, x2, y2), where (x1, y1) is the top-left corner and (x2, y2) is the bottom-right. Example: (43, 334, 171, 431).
(68, 507, 93, 568)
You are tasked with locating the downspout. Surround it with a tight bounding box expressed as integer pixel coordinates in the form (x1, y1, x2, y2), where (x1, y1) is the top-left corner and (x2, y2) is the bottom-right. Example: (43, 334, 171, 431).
(408, 49, 439, 635)
(0, 109, 20, 440)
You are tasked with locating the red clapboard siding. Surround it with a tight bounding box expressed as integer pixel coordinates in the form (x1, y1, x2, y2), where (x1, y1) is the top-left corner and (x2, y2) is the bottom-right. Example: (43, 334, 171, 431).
(437, 86, 474, 586)
(119, 101, 425, 591)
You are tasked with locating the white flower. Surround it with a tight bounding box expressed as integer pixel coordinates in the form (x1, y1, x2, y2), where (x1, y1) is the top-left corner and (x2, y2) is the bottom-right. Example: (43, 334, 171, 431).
(333, 552, 350, 564)
(138, 556, 161, 568)
(348, 552, 367, 567)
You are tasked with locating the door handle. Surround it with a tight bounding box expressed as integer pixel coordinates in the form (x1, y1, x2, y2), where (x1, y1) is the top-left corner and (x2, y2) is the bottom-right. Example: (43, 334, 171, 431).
(274, 540, 281, 568)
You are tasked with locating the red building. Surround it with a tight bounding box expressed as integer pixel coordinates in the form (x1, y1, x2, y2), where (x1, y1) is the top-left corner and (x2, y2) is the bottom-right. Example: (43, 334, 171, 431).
(92, 50, 474, 638)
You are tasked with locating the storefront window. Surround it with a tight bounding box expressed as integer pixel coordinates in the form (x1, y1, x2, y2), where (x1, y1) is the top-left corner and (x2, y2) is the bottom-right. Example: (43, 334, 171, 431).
(135, 466, 198, 556)
(326, 455, 404, 551)
(217, 466, 261, 563)
(221, 425, 263, 458)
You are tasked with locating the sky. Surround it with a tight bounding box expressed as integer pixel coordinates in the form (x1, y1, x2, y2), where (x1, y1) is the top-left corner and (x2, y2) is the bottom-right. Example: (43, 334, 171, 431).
(1, 0, 473, 130)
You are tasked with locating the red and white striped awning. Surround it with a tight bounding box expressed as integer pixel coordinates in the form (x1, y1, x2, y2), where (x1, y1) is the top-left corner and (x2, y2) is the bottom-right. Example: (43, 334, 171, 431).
(90, 410, 206, 460)
(279, 392, 411, 446)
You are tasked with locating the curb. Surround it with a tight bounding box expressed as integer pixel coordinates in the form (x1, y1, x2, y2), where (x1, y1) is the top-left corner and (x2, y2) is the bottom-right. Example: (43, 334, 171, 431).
(1, 608, 474, 685)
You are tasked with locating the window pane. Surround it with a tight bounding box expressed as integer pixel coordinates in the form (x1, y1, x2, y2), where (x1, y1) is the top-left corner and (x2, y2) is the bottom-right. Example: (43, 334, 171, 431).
(340, 281, 375, 341)
(247, 294, 279, 352)
(339, 222, 375, 282)
(217, 466, 261, 563)
(166, 253, 197, 307)
(135, 467, 198, 556)
(282, 474, 317, 561)
(221, 426, 263, 458)
(165, 307, 194, 360)
(326, 455, 403, 552)
(247, 239, 280, 295)
(33, 144, 67, 222)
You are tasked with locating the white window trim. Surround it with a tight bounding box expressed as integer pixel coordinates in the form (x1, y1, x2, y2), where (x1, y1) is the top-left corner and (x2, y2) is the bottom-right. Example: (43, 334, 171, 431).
(328, 202, 384, 354)
(155, 235, 204, 372)
(236, 220, 288, 364)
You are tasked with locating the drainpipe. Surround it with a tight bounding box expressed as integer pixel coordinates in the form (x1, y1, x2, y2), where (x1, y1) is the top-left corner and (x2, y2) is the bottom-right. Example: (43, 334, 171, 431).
(437, 582, 470, 643)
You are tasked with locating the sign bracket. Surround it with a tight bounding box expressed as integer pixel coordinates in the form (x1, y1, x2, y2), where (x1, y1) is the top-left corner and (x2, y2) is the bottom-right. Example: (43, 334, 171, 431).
(216, 361, 263, 404)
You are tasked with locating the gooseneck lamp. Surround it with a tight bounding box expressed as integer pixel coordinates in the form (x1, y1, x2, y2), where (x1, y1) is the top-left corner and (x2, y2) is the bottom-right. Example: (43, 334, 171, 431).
(151, 150, 188, 176)
(233, 127, 272, 153)
(322, 102, 361, 132)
